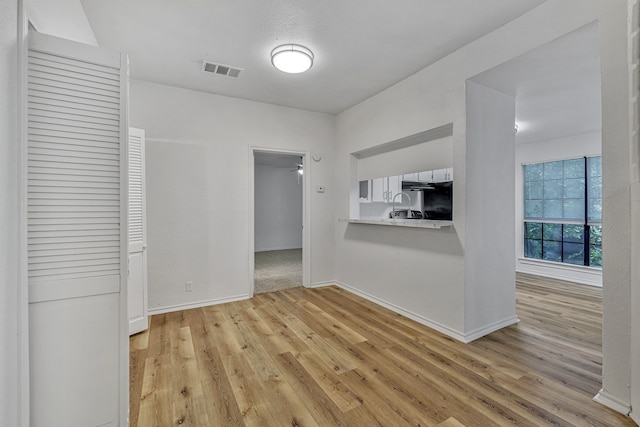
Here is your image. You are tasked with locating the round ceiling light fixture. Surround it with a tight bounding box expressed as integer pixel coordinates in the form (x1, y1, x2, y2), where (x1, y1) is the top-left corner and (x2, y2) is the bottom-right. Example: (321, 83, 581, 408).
(271, 44, 314, 74)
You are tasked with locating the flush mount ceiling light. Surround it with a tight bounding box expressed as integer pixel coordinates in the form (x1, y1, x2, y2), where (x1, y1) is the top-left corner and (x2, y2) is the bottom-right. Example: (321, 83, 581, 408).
(271, 44, 314, 74)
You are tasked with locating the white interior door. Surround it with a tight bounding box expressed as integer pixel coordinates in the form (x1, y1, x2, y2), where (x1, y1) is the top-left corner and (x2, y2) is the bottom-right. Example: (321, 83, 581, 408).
(128, 127, 148, 335)
(27, 32, 128, 427)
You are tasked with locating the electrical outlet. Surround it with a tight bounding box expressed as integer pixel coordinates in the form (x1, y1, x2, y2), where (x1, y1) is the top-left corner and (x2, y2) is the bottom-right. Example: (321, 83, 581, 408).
(185, 281, 193, 292)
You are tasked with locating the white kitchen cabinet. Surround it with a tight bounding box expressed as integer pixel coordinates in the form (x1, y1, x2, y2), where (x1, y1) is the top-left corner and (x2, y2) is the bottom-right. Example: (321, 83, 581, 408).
(358, 180, 372, 203)
(370, 176, 403, 203)
(432, 168, 447, 182)
(418, 170, 433, 182)
(432, 168, 453, 182)
(388, 175, 403, 203)
(403, 172, 418, 181)
(371, 177, 386, 202)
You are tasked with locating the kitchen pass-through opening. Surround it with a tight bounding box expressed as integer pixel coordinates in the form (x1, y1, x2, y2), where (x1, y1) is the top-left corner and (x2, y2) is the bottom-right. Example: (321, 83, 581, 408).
(252, 150, 306, 294)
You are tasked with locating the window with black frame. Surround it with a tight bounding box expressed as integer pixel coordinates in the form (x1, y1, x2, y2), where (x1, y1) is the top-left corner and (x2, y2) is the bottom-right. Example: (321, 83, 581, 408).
(523, 156, 602, 267)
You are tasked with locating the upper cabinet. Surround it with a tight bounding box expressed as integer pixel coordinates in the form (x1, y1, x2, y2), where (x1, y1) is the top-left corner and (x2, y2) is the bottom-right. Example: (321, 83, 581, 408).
(432, 168, 453, 183)
(359, 179, 372, 203)
(418, 170, 433, 182)
(370, 175, 403, 203)
(371, 177, 386, 202)
(360, 169, 452, 205)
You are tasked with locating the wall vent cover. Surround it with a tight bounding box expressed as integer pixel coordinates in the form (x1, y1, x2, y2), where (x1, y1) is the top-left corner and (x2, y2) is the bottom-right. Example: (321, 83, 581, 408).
(202, 60, 243, 78)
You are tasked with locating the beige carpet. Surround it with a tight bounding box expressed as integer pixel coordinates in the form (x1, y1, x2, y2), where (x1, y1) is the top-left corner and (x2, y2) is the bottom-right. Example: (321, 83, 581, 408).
(254, 249, 302, 294)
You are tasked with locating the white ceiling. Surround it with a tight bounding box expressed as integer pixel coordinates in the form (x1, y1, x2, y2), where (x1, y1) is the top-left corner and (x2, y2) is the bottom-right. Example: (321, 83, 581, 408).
(80, 0, 547, 115)
(469, 22, 601, 145)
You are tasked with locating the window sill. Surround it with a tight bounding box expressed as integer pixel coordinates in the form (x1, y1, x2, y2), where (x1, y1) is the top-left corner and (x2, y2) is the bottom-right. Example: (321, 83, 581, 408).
(517, 257, 602, 286)
(517, 257, 602, 272)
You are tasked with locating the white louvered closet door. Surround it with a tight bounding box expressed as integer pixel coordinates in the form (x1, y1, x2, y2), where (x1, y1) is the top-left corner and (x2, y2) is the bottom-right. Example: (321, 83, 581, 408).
(27, 32, 128, 427)
(128, 127, 148, 335)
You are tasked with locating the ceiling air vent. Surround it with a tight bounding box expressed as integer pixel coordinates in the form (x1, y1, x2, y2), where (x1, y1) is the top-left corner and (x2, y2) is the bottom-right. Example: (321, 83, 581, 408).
(202, 60, 243, 78)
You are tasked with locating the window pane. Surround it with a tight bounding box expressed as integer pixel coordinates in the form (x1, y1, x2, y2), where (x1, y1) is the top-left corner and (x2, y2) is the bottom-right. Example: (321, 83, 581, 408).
(564, 178, 585, 198)
(588, 199, 602, 223)
(588, 176, 602, 198)
(525, 200, 543, 219)
(588, 156, 602, 177)
(564, 158, 585, 179)
(543, 223, 562, 241)
(563, 242, 585, 265)
(590, 225, 602, 245)
(525, 222, 542, 239)
(543, 199, 563, 219)
(524, 181, 543, 200)
(589, 225, 602, 268)
(563, 198, 585, 221)
(523, 157, 603, 269)
(544, 161, 563, 180)
(590, 245, 602, 267)
(543, 241, 562, 261)
(563, 224, 584, 243)
(525, 239, 542, 259)
(587, 157, 602, 223)
(525, 163, 544, 181)
(543, 179, 563, 199)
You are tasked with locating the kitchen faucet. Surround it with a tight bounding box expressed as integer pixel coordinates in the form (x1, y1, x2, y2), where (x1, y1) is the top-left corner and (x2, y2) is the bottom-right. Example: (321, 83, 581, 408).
(392, 192, 411, 220)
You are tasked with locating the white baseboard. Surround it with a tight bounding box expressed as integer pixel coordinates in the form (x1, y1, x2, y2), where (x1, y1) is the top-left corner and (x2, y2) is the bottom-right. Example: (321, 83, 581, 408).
(463, 316, 520, 343)
(308, 280, 336, 288)
(148, 294, 250, 315)
(593, 389, 631, 415)
(255, 245, 303, 253)
(332, 281, 469, 342)
(332, 281, 518, 343)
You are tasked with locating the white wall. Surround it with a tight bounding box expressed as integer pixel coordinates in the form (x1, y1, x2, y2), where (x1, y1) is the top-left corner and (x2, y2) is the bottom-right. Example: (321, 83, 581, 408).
(254, 164, 303, 252)
(130, 80, 335, 312)
(25, 0, 97, 46)
(0, 1, 20, 425)
(335, 60, 467, 337)
(464, 81, 517, 337)
(515, 132, 602, 285)
(335, 0, 634, 410)
(357, 135, 453, 180)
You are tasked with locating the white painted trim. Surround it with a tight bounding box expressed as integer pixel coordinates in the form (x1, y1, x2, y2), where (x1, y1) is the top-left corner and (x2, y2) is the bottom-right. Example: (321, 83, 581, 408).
(463, 316, 520, 342)
(255, 245, 303, 253)
(630, 181, 640, 424)
(332, 281, 468, 342)
(332, 280, 517, 343)
(593, 389, 631, 416)
(517, 257, 602, 287)
(309, 281, 337, 288)
(118, 54, 130, 427)
(249, 147, 311, 296)
(148, 294, 250, 315)
(128, 317, 147, 335)
(17, 2, 30, 425)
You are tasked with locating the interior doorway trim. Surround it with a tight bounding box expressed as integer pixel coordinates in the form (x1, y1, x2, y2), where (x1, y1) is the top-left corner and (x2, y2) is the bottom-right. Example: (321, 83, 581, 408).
(248, 147, 311, 297)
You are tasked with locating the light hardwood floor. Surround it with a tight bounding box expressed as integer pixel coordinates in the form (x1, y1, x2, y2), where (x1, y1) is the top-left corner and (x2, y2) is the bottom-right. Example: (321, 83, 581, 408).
(130, 273, 635, 426)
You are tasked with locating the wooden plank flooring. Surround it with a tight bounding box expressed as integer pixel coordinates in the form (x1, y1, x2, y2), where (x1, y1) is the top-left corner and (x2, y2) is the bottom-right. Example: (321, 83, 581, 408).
(130, 273, 635, 426)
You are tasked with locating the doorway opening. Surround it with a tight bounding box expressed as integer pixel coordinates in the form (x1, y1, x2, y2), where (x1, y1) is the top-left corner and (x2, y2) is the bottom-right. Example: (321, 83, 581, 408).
(250, 149, 309, 295)
(467, 20, 604, 392)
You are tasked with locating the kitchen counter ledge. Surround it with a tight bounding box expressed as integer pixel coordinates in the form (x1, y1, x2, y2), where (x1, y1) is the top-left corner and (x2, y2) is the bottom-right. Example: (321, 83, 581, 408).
(340, 218, 453, 229)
